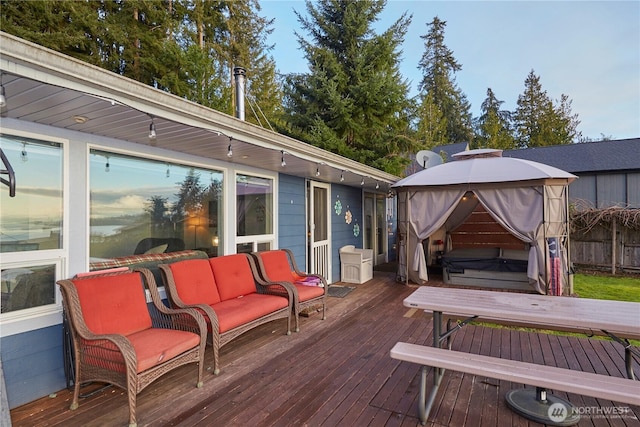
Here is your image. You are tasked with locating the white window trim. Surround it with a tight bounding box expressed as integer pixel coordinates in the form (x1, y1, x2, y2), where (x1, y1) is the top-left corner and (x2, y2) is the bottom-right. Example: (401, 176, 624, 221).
(0, 254, 65, 337)
(234, 169, 278, 253)
(0, 130, 68, 337)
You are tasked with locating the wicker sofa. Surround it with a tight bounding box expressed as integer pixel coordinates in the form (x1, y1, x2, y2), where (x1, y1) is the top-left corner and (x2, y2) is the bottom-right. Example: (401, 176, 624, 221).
(159, 253, 295, 374)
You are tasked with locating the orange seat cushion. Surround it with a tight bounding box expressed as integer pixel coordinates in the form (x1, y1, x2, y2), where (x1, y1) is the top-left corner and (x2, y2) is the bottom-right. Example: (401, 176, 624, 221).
(259, 251, 303, 282)
(211, 293, 288, 333)
(294, 283, 325, 302)
(73, 272, 152, 335)
(127, 328, 201, 372)
(168, 259, 220, 305)
(209, 254, 257, 300)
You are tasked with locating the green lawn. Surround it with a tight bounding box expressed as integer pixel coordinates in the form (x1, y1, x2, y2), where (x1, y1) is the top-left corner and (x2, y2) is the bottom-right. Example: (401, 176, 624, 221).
(573, 273, 640, 302)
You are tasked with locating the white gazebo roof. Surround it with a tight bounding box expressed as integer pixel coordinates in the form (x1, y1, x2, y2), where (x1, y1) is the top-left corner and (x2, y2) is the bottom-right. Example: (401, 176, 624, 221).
(393, 149, 576, 188)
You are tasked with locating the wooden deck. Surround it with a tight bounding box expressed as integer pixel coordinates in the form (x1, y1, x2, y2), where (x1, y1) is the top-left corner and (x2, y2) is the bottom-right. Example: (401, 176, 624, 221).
(10, 270, 640, 427)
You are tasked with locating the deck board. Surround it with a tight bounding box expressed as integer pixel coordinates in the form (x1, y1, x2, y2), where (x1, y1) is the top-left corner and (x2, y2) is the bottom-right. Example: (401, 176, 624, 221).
(9, 271, 640, 427)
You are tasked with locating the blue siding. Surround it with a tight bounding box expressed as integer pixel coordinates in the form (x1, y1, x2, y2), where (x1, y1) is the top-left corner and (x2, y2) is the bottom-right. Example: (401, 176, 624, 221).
(278, 174, 307, 270)
(1, 325, 66, 409)
(331, 185, 364, 282)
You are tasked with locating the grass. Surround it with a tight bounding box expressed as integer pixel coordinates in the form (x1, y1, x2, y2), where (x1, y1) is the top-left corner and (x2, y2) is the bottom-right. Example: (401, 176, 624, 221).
(573, 272, 640, 302)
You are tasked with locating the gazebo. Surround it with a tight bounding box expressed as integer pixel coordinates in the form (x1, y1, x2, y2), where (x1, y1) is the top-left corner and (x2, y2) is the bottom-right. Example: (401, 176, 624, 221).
(392, 149, 577, 295)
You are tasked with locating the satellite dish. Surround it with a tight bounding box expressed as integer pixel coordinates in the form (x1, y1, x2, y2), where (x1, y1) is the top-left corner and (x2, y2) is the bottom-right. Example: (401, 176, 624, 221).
(416, 150, 444, 169)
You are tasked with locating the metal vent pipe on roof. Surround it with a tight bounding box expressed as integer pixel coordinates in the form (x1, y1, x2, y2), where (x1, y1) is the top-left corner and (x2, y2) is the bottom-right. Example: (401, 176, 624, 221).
(233, 66, 246, 121)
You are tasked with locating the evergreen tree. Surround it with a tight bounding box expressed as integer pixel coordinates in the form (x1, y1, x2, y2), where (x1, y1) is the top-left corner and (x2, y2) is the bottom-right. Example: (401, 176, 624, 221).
(145, 195, 171, 231)
(177, 0, 281, 127)
(1, 0, 280, 128)
(415, 92, 448, 149)
(416, 17, 473, 145)
(514, 70, 581, 147)
(281, 0, 416, 175)
(172, 169, 205, 225)
(1, 0, 107, 67)
(474, 88, 515, 149)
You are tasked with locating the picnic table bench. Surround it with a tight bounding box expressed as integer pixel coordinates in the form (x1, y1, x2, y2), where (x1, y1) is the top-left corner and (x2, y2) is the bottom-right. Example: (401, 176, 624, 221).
(391, 287, 640, 425)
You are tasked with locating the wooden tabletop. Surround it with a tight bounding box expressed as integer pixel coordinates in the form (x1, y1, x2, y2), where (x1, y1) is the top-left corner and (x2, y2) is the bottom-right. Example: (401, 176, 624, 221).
(404, 286, 640, 340)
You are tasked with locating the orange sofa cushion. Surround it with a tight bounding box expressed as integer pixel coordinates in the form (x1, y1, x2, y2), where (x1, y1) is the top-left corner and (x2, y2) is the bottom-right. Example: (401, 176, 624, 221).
(209, 254, 257, 300)
(259, 250, 304, 282)
(128, 328, 201, 372)
(168, 259, 221, 305)
(211, 293, 288, 333)
(74, 272, 152, 335)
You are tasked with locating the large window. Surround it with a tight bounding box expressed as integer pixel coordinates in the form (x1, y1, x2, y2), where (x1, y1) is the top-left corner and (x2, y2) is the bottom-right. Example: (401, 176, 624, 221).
(1, 135, 64, 318)
(1, 136, 63, 253)
(90, 150, 223, 259)
(236, 173, 274, 253)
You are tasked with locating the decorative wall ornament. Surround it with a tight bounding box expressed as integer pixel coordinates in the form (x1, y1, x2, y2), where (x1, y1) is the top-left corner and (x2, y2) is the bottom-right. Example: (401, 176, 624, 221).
(334, 199, 342, 215)
(353, 223, 360, 237)
(345, 209, 352, 224)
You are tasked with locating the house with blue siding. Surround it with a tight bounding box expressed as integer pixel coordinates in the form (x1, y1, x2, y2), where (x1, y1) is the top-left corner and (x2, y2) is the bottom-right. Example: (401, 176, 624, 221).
(0, 32, 400, 411)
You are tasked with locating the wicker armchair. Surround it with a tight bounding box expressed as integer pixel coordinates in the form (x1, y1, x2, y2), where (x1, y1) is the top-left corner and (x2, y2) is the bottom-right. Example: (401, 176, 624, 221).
(57, 268, 207, 427)
(252, 249, 327, 332)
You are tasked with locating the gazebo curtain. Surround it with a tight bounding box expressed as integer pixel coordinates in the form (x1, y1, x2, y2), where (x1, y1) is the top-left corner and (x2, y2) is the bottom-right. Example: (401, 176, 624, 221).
(474, 187, 545, 293)
(407, 189, 466, 281)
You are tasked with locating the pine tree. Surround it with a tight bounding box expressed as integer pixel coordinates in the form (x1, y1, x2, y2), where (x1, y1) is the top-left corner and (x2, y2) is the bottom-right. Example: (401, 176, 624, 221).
(415, 92, 448, 149)
(281, 0, 415, 175)
(514, 70, 581, 147)
(416, 17, 473, 145)
(474, 88, 515, 150)
(1, 0, 280, 128)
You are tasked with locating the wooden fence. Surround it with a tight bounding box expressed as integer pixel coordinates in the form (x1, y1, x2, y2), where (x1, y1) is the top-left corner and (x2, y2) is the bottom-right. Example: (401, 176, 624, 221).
(571, 220, 640, 274)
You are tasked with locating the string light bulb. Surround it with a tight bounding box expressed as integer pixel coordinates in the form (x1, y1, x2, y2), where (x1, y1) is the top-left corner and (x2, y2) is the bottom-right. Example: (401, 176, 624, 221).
(376, 182, 379, 189)
(227, 143, 233, 158)
(281, 151, 286, 167)
(361, 177, 365, 186)
(148, 118, 157, 141)
(340, 171, 344, 182)
(0, 84, 6, 109)
(105, 157, 110, 172)
(20, 143, 28, 162)
(315, 166, 320, 176)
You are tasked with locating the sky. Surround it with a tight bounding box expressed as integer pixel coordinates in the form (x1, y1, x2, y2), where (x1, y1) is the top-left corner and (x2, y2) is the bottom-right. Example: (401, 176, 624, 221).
(260, 0, 640, 141)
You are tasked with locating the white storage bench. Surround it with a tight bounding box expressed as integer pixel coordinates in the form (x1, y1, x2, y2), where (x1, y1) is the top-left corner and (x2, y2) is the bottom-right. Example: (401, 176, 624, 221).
(339, 245, 373, 284)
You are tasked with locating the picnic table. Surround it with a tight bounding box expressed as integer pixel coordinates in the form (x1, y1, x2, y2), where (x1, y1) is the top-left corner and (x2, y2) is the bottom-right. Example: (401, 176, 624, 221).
(391, 286, 640, 425)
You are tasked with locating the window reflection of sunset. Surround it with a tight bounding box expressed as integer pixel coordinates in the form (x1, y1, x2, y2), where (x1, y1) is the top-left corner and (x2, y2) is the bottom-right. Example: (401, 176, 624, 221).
(0, 136, 63, 221)
(89, 150, 223, 258)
